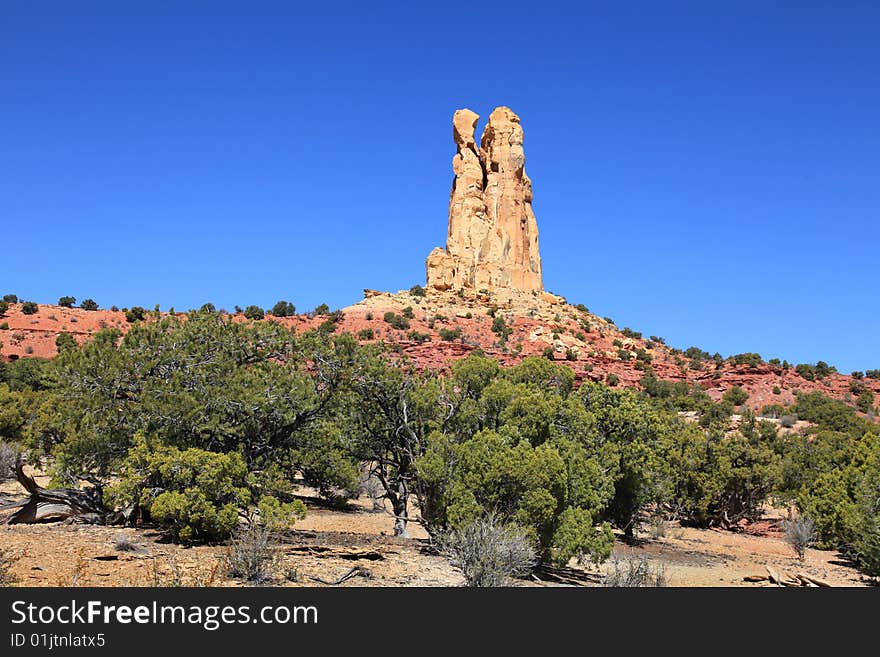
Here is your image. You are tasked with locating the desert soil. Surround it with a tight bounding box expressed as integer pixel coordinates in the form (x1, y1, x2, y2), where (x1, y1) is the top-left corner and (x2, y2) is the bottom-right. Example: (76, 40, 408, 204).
(0, 472, 869, 588)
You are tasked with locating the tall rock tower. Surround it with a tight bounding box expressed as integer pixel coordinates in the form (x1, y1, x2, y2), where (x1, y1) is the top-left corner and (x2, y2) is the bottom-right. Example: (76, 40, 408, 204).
(426, 107, 543, 294)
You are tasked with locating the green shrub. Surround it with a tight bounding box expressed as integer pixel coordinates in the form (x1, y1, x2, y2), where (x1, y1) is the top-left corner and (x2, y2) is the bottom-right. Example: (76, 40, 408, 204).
(243, 305, 265, 320)
(313, 303, 330, 316)
(0, 303, 7, 317)
(606, 373, 619, 386)
(865, 370, 880, 380)
(409, 285, 426, 297)
(21, 301, 38, 315)
(357, 328, 375, 340)
(407, 329, 430, 343)
(621, 327, 642, 340)
(106, 434, 251, 542)
(58, 296, 76, 308)
(729, 353, 763, 368)
(80, 299, 98, 311)
(383, 312, 410, 330)
(55, 333, 77, 352)
(795, 363, 816, 381)
(125, 306, 147, 323)
(402, 306, 415, 319)
(199, 302, 216, 313)
(856, 390, 875, 414)
(270, 300, 296, 317)
(722, 385, 749, 406)
(2, 295, 18, 304)
(438, 327, 462, 342)
(684, 347, 710, 361)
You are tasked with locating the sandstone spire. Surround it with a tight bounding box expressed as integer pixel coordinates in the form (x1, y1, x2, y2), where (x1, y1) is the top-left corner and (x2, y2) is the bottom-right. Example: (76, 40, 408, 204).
(426, 106, 543, 294)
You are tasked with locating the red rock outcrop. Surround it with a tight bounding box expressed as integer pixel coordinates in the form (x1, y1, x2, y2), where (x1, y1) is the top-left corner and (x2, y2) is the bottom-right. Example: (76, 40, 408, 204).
(426, 107, 543, 294)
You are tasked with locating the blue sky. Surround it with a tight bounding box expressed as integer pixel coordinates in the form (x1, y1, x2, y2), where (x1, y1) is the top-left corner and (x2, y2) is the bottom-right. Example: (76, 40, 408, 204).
(2, 2, 878, 372)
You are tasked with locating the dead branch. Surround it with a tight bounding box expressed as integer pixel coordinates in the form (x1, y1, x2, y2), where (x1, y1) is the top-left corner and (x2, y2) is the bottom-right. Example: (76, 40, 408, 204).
(796, 573, 832, 587)
(2, 457, 107, 525)
(308, 565, 371, 585)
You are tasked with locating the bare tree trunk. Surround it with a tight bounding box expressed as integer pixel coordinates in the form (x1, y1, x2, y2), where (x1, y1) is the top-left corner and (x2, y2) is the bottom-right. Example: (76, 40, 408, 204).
(3, 457, 107, 524)
(391, 480, 409, 538)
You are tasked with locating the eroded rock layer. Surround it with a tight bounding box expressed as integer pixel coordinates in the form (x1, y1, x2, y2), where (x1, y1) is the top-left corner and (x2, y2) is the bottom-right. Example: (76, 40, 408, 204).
(426, 106, 543, 293)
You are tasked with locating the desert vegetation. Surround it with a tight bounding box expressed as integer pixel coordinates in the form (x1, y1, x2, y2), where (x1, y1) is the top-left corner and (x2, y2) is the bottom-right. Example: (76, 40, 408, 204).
(0, 312, 878, 584)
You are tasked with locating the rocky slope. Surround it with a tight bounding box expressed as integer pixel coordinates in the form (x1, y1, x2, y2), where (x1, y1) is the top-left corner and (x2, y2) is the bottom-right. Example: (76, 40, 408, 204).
(2, 296, 878, 419)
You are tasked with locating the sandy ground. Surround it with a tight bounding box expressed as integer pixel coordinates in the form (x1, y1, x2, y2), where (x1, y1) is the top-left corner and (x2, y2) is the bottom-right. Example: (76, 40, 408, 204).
(0, 472, 871, 588)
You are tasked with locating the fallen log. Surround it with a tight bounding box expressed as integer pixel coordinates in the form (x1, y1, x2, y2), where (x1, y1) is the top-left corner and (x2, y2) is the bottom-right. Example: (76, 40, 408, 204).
(3, 458, 106, 525)
(765, 565, 782, 585)
(797, 573, 832, 588)
(285, 546, 390, 560)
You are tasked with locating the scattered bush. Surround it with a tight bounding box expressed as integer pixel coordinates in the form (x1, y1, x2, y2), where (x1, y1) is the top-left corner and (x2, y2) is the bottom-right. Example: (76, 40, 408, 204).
(2, 294, 18, 304)
(270, 300, 296, 317)
(780, 415, 796, 428)
(0, 322, 7, 330)
(604, 554, 666, 587)
(200, 302, 216, 313)
(313, 303, 330, 315)
(383, 311, 410, 330)
(0, 441, 19, 482)
(438, 327, 462, 342)
(80, 299, 98, 311)
(20, 301, 38, 315)
(58, 296, 76, 308)
(357, 328, 375, 340)
(621, 327, 642, 340)
(113, 534, 139, 552)
(606, 373, 619, 386)
(783, 515, 816, 560)
(125, 306, 147, 323)
(722, 385, 749, 406)
(729, 352, 763, 368)
(865, 370, 880, 380)
(224, 522, 276, 584)
(402, 306, 415, 319)
(0, 301, 7, 316)
(409, 285, 425, 297)
(439, 515, 536, 587)
(240, 305, 263, 320)
(684, 346, 711, 362)
(407, 330, 430, 343)
(0, 547, 19, 585)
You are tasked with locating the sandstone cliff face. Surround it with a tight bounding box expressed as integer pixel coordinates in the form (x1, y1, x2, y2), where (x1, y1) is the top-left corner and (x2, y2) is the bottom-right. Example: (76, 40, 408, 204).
(426, 107, 543, 294)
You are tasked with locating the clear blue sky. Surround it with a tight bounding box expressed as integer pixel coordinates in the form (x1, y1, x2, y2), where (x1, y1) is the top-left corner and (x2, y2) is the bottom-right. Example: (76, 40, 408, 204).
(2, 2, 878, 372)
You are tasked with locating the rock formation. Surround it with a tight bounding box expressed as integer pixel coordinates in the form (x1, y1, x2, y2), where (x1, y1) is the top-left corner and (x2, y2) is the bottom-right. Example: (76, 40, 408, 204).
(426, 106, 543, 294)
